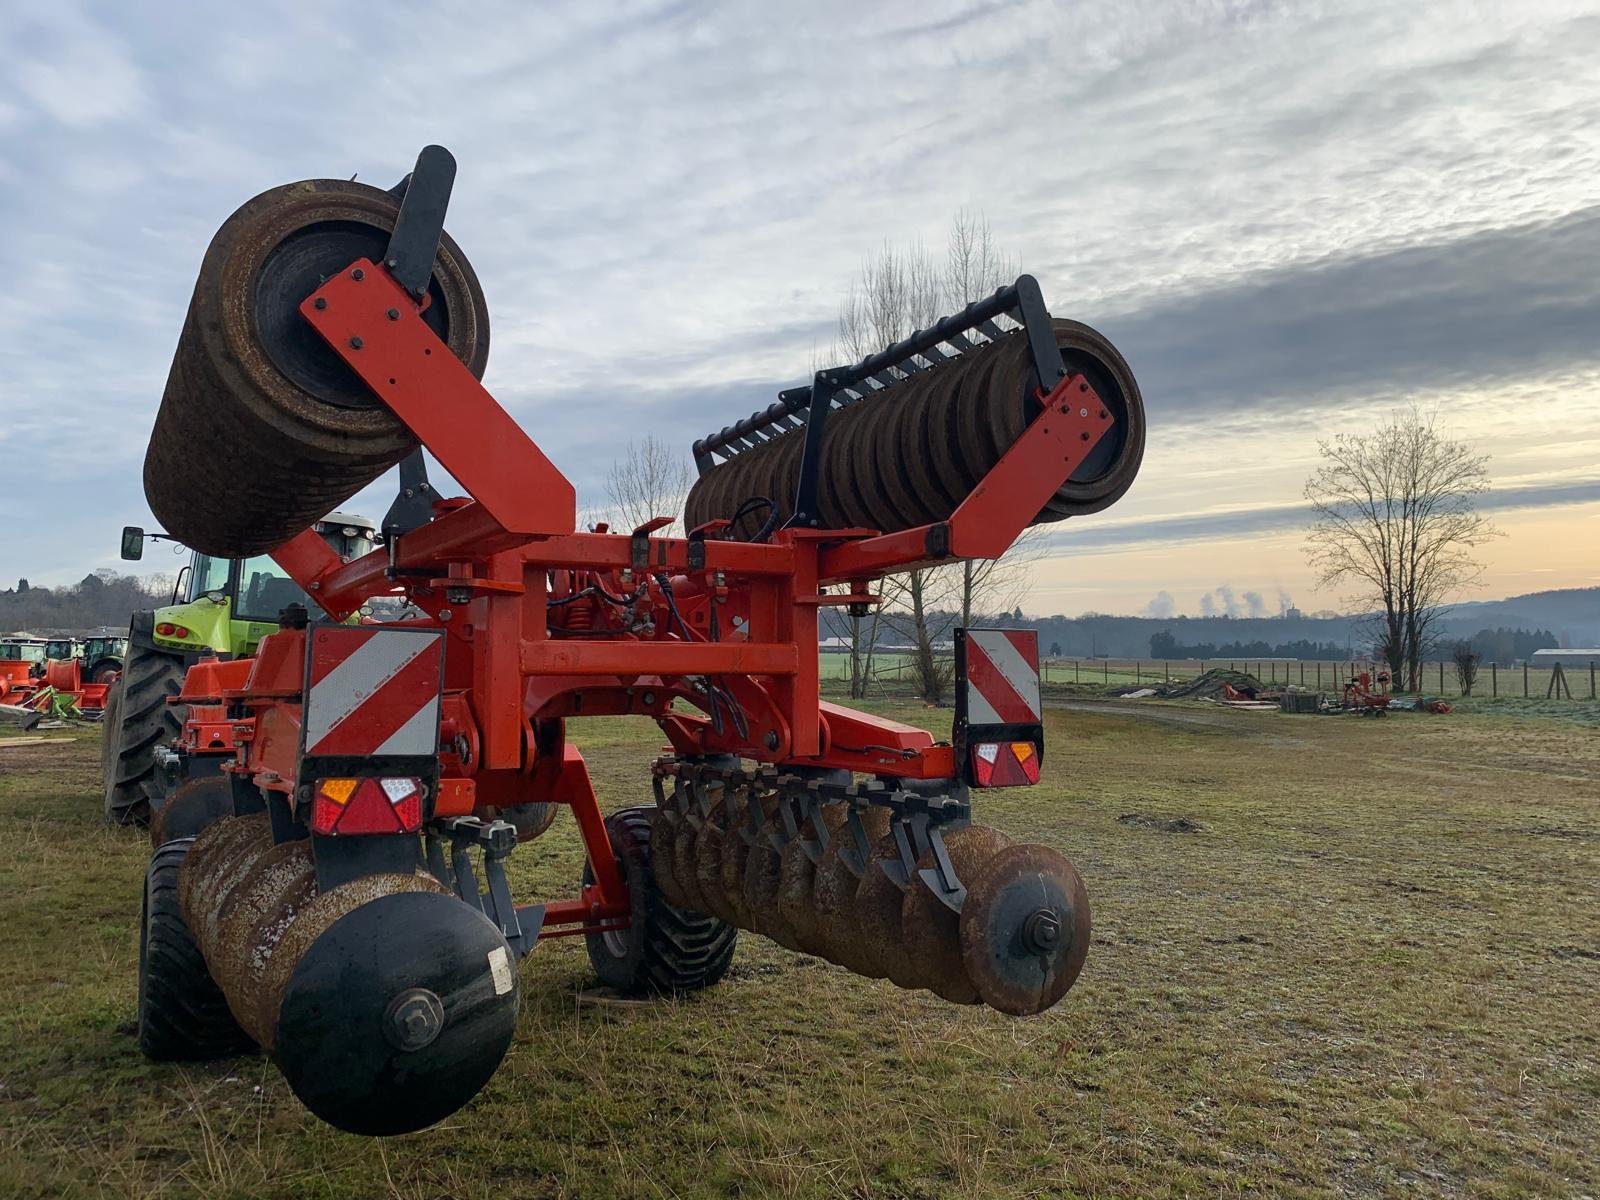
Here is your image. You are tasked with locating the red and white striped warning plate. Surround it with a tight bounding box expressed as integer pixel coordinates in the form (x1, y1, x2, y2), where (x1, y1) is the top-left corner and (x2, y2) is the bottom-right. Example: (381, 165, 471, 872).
(302, 626, 444, 758)
(963, 629, 1042, 726)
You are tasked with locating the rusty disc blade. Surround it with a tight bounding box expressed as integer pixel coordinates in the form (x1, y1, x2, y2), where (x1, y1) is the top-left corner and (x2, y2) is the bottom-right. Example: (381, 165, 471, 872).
(775, 803, 848, 955)
(649, 808, 689, 909)
(851, 834, 921, 988)
(742, 815, 803, 950)
(959, 844, 1091, 1016)
(692, 809, 738, 925)
(899, 824, 1014, 1005)
(808, 806, 889, 973)
(671, 807, 716, 919)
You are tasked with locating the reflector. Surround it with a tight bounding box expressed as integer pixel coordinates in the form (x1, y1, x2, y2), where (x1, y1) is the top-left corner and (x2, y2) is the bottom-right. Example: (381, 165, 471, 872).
(312, 776, 425, 835)
(970, 741, 1040, 787)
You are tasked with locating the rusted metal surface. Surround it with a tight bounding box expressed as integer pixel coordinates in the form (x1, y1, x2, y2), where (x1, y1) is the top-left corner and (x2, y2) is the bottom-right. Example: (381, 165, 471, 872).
(179, 814, 451, 1050)
(146, 178, 489, 557)
(959, 843, 1091, 1016)
(899, 824, 1014, 1005)
(683, 321, 1145, 538)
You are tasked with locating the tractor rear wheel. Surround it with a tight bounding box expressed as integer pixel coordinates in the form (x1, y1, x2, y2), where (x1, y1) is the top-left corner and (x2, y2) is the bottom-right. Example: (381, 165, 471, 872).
(102, 612, 186, 827)
(583, 806, 736, 995)
(138, 837, 255, 1060)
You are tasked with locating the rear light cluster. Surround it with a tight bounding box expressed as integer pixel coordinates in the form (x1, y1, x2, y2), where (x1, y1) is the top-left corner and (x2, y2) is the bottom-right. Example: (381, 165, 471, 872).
(312, 776, 424, 835)
(155, 622, 192, 639)
(971, 740, 1040, 787)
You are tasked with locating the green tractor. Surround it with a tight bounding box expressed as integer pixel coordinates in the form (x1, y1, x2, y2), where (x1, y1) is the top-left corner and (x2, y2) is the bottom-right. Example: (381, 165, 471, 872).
(101, 512, 378, 826)
(79, 633, 130, 683)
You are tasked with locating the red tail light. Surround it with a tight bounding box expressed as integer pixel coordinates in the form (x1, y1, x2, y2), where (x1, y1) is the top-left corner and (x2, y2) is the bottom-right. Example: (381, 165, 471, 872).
(971, 740, 1041, 788)
(155, 622, 191, 639)
(312, 776, 424, 835)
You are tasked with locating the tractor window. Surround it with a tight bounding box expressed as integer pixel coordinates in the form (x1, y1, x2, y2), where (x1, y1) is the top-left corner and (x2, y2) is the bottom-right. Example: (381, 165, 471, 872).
(189, 555, 231, 601)
(235, 554, 312, 623)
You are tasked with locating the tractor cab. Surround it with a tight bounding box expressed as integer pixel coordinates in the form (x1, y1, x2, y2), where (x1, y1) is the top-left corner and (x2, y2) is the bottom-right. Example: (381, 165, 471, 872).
(121, 512, 378, 658)
(44, 637, 83, 662)
(0, 635, 49, 672)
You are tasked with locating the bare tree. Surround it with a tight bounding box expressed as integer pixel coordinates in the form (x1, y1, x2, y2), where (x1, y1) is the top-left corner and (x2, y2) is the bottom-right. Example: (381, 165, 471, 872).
(1452, 641, 1480, 696)
(830, 211, 1033, 702)
(1304, 408, 1497, 692)
(605, 435, 695, 536)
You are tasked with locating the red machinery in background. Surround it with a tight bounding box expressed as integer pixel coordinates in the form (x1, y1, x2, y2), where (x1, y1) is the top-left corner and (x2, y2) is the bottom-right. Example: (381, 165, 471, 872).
(133, 146, 1144, 1135)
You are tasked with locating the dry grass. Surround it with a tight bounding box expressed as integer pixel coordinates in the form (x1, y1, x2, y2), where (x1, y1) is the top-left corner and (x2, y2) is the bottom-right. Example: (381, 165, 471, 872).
(0, 701, 1596, 1199)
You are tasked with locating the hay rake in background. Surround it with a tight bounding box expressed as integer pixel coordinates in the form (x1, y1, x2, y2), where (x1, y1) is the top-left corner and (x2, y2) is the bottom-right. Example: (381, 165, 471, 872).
(130, 145, 1145, 1135)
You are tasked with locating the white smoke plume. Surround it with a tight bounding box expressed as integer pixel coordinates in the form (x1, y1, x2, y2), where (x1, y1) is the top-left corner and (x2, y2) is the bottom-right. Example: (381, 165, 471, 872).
(1145, 590, 1176, 618)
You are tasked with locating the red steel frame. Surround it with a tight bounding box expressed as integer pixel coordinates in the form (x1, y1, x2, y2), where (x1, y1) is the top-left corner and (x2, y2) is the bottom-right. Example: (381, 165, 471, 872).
(194, 256, 1115, 941)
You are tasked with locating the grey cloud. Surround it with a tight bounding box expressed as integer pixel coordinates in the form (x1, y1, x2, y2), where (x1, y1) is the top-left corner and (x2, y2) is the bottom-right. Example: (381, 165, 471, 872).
(1041, 477, 1600, 554)
(1098, 205, 1600, 425)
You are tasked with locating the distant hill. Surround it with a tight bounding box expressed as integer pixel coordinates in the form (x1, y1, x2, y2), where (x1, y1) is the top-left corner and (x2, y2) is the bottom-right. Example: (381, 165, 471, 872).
(1436, 587, 1600, 645)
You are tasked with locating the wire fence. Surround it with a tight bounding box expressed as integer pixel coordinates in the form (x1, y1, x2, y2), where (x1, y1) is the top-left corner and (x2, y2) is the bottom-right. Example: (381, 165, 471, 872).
(822, 651, 1600, 701)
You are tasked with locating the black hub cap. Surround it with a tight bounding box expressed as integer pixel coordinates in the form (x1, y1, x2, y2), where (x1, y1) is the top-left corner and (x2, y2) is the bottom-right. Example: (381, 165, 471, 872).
(274, 890, 518, 1136)
(252, 220, 452, 409)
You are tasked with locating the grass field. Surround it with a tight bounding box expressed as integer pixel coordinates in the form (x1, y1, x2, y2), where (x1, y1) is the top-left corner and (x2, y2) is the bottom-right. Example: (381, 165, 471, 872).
(1, 701, 1597, 1199)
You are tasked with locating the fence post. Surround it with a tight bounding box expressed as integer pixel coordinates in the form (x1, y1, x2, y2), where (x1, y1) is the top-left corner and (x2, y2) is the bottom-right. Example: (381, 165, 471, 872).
(1165, 661, 1170, 682)
(1523, 662, 1529, 697)
(1104, 660, 1109, 685)
(1317, 662, 1322, 689)
(1592, 661, 1596, 701)
(1074, 660, 1079, 684)
(1491, 662, 1497, 697)
(1134, 661, 1139, 685)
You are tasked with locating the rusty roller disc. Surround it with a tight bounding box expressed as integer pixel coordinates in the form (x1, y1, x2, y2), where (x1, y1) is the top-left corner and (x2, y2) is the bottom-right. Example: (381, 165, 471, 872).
(210, 839, 319, 1044)
(958, 844, 1091, 1016)
(181, 813, 273, 952)
(775, 802, 849, 955)
(870, 368, 943, 529)
(150, 775, 234, 849)
(146, 178, 489, 557)
(989, 320, 1145, 519)
(899, 824, 1014, 1005)
(683, 319, 1144, 539)
(649, 807, 690, 909)
(849, 375, 921, 532)
(851, 833, 924, 988)
(809, 806, 889, 974)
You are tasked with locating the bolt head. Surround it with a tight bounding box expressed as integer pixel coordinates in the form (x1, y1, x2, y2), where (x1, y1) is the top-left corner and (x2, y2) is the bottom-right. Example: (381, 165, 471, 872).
(351, 268, 365, 281)
(387, 307, 400, 320)
(349, 336, 364, 350)
(312, 297, 327, 311)
(1079, 407, 1088, 417)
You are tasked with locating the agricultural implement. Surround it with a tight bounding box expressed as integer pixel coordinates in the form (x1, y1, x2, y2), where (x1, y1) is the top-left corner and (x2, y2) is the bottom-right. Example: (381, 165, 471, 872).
(133, 146, 1146, 1135)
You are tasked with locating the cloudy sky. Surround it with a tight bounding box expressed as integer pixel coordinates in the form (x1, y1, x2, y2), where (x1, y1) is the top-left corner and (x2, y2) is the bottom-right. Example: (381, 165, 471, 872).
(2, 0, 1597, 616)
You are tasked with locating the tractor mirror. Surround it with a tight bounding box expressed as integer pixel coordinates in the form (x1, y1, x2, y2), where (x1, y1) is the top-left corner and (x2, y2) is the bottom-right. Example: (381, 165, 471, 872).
(120, 526, 145, 561)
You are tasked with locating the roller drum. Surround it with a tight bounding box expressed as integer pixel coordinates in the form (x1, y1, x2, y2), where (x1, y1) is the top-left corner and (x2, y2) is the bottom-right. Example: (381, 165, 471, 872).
(683, 320, 1143, 539)
(146, 178, 490, 557)
(178, 816, 519, 1135)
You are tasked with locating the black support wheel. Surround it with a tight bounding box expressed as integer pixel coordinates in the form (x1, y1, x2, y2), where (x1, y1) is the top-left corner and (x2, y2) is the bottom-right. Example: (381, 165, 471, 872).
(583, 806, 737, 995)
(138, 837, 256, 1061)
(102, 611, 187, 828)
